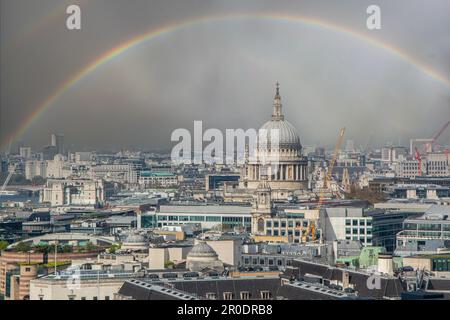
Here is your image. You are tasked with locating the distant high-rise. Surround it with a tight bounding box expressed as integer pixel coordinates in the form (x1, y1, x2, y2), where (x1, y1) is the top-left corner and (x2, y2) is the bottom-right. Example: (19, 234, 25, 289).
(19, 147, 32, 159)
(345, 140, 355, 153)
(51, 134, 64, 155)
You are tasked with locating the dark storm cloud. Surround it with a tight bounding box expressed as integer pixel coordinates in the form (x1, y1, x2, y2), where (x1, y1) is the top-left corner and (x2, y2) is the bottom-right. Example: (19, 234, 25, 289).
(1, 0, 449, 152)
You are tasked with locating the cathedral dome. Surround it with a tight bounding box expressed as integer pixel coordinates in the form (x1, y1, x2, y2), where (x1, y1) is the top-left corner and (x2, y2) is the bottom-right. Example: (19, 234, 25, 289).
(258, 83, 302, 150)
(187, 241, 218, 258)
(260, 119, 301, 149)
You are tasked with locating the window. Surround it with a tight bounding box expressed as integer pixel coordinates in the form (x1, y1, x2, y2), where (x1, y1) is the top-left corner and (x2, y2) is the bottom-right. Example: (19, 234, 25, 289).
(81, 297, 86, 300)
(261, 291, 271, 300)
(93, 296, 98, 300)
(206, 292, 217, 300)
(105, 296, 110, 300)
(190, 216, 205, 222)
(25, 268, 31, 272)
(353, 220, 358, 226)
(240, 291, 250, 300)
(223, 292, 233, 300)
(345, 219, 351, 226)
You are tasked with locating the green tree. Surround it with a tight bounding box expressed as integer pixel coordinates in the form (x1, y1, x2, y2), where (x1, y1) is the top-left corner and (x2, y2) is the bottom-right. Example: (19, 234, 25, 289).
(14, 242, 32, 252)
(0, 240, 9, 251)
(108, 244, 121, 254)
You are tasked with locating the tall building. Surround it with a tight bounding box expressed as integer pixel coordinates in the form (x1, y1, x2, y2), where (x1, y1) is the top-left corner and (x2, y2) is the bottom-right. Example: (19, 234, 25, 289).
(19, 147, 32, 159)
(241, 84, 308, 199)
(25, 160, 47, 180)
(51, 134, 64, 155)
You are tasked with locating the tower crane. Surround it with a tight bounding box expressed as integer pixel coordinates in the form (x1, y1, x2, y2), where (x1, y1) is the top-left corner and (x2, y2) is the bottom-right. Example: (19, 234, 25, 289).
(0, 164, 17, 194)
(306, 128, 346, 243)
(426, 120, 450, 153)
(319, 127, 346, 201)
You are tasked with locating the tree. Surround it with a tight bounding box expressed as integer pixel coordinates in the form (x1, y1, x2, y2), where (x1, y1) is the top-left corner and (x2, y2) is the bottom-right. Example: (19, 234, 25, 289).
(14, 242, 32, 252)
(108, 243, 121, 254)
(0, 240, 9, 251)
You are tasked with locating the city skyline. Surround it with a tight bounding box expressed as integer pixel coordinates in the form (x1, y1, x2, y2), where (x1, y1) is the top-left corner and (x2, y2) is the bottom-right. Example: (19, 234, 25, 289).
(1, 0, 450, 151)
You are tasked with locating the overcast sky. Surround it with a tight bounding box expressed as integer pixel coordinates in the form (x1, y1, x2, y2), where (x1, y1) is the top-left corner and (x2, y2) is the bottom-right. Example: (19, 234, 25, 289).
(1, 0, 449, 152)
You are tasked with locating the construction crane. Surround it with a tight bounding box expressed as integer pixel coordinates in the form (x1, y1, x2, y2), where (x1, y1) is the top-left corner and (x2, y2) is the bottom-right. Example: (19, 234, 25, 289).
(320, 127, 346, 201)
(0, 164, 16, 194)
(414, 147, 422, 176)
(426, 120, 450, 153)
(307, 127, 346, 243)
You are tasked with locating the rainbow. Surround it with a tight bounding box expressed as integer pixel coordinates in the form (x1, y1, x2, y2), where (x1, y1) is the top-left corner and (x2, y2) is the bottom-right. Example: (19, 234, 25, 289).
(12, 0, 89, 49)
(3, 12, 450, 149)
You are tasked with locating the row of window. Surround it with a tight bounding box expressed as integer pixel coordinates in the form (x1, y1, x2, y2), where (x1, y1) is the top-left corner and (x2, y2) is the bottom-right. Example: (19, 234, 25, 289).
(345, 228, 372, 235)
(43, 295, 111, 300)
(266, 220, 306, 228)
(345, 236, 372, 243)
(157, 215, 251, 223)
(266, 229, 302, 237)
(206, 291, 272, 300)
(243, 256, 290, 266)
(345, 219, 372, 226)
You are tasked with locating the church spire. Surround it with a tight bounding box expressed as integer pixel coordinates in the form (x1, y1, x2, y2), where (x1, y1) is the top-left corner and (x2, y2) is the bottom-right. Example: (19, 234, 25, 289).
(272, 82, 284, 120)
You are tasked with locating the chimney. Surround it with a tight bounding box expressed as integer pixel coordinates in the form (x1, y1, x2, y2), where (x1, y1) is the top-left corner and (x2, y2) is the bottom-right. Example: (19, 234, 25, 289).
(377, 254, 394, 276)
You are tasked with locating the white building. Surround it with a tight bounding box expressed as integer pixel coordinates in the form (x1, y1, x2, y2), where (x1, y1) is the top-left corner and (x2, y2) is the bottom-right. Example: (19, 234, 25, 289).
(395, 160, 421, 178)
(40, 178, 105, 207)
(29, 270, 136, 300)
(74, 152, 93, 163)
(90, 164, 137, 184)
(25, 160, 47, 180)
(138, 171, 179, 187)
(240, 84, 308, 199)
(46, 155, 71, 179)
(426, 153, 449, 177)
(321, 207, 373, 246)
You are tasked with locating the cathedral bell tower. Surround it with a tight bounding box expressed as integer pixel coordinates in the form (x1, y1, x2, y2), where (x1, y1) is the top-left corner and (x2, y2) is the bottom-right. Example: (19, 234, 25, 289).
(251, 174, 273, 234)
